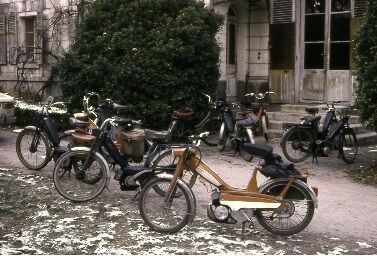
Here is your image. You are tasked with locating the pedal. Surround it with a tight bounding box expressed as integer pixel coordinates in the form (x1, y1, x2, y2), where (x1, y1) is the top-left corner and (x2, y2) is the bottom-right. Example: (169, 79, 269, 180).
(241, 220, 255, 236)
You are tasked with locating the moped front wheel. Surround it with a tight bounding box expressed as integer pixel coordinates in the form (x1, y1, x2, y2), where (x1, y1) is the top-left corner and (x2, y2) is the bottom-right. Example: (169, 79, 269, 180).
(53, 150, 109, 202)
(139, 177, 194, 233)
(16, 128, 51, 170)
(151, 150, 197, 196)
(218, 122, 228, 150)
(339, 129, 358, 164)
(255, 180, 315, 236)
(281, 128, 313, 163)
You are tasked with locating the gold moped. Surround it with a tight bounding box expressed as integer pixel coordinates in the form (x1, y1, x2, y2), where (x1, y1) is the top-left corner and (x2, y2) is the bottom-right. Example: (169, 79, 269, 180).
(138, 143, 318, 235)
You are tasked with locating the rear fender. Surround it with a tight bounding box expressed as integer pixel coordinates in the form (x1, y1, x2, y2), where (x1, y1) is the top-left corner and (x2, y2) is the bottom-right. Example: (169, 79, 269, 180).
(259, 178, 318, 208)
(69, 147, 111, 178)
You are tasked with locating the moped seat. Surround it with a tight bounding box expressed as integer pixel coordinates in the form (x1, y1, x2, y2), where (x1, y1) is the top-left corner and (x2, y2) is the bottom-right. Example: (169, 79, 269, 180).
(301, 115, 321, 124)
(173, 110, 193, 120)
(113, 103, 129, 111)
(145, 129, 169, 140)
(72, 132, 95, 142)
(243, 143, 273, 159)
(305, 107, 319, 115)
(69, 117, 91, 129)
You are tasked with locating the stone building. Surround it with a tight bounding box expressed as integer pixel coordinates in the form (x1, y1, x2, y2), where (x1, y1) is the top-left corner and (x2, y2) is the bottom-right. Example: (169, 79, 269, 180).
(0, 0, 367, 104)
(212, 0, 366, 104)
(0, 0, 89, 97)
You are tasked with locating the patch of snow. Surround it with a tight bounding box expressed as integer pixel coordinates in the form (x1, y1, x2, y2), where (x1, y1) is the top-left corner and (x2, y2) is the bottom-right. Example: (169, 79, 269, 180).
(328, 247, 348, 255)
(357, 242, 372, 248)
(36, 210, 50, 217)
(107, 210, 124, 217)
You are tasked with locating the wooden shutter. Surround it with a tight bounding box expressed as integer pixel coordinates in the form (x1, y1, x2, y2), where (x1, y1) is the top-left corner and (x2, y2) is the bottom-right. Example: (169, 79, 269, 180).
(7, 12, 17, 64)
(270, 0, 295, 24)
(352, 0, 366, 18)
(34, 10, 43, 64)
(0, 15, 6, 65)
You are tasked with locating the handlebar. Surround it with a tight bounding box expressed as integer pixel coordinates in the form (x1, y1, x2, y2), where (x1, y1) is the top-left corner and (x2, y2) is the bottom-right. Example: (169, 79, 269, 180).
(245, 91, 274, 100)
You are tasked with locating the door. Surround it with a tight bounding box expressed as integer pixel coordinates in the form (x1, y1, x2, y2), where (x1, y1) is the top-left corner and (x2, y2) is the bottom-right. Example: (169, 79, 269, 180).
(300, 0, 352, 102)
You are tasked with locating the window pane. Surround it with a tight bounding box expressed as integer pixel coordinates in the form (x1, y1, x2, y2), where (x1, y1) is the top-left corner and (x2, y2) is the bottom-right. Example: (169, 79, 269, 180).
(270, 23, 295, 69)
(331, 13, 350, 41)
(306, 0, 325, 14)
(330, 42, 350, 69)
(228, 23, 235, 65)
(331, 0, 350, 12)
(305, 14, 325, 42)
(25, 19, 34, 33)
(305, 43, 324, 69)
(25, 33, 34, 47)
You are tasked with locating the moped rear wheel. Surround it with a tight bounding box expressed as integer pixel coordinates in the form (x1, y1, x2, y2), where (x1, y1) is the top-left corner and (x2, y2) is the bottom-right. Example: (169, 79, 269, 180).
(16, 128, 51, 170)
(53, 150, 108, 202)
(281, 128, 313, 163)
(139, 177, 193, 233)
(255, 181, 315, 236)
(339, 129, 358, 163)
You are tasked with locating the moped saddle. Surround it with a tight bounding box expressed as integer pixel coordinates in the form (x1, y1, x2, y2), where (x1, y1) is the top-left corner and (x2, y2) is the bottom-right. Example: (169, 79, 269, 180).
(243, 143, 273, 159)
(305, 107, 319, 115)
(113, 103, 129, 111)
(173, 109, 193, 120)
(144, 129, 169, 140)
(69, 117, 91, 129)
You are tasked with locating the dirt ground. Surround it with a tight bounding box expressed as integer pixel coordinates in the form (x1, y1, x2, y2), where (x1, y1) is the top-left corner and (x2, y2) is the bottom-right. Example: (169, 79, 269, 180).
(0, 129, 376, 254)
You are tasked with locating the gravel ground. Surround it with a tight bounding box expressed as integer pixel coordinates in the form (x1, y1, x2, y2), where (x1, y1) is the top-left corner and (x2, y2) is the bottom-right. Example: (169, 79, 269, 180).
(0, 129, 376, 254)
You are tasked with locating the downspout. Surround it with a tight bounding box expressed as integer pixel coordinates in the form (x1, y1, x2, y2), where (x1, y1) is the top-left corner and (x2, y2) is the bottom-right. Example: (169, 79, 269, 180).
(246, 1, 251, 99)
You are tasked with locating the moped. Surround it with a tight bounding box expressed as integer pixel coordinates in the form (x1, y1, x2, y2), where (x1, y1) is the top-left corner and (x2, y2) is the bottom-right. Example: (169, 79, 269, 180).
(138, 143, 318, 236)
(281, 102, 358, 163)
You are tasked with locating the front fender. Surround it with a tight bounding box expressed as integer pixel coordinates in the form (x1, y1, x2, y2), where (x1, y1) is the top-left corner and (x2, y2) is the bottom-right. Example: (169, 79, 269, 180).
(25, 126, 37, 130)
(155, 174, 197, 224)
(259, 178, 318, 208)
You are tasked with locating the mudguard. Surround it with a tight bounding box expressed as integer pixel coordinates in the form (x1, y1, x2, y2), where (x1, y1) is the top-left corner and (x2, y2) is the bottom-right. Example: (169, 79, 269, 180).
(68, 147, 111, 178)
(155, 174, 197, 224)
(259, 178, 318, 208)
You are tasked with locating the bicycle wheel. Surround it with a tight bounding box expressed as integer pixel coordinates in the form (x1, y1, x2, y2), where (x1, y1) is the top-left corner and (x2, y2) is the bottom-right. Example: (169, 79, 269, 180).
(255, 180, 315, 236)
(139, 177, 194, 233)
(16, 128, 51, 170)
(152, 150, 197, 196)
(281, 128, 313, 163)
(53, 150, 108, 202)
(339, 129, 358, 163)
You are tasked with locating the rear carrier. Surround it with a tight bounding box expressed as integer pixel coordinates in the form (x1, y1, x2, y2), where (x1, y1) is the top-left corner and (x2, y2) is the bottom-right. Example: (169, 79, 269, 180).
(118, 128, 146, 161)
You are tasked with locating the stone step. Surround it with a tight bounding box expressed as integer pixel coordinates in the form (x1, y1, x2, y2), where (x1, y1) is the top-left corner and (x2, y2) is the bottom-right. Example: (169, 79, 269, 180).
(266, 111, 360, 124)
(268, 120, 369, 134)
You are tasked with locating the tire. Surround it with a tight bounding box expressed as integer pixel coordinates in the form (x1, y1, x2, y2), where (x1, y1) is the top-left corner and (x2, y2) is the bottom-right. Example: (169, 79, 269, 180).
(339, 129, 358, 164)
(261, 115, 269, 142)
(281, 128, 313, 163)
(58, 132, 72, 149)
(218, 122, 228, 150)
(255, 180, 315, 236)
(238, 127, 254, 162)
(201, 119, 222, 146)
(151, 150, 197, 196)
(139, 177, 193, 233)
(16, 128, 51, 170)
(53, 150, 108, 202)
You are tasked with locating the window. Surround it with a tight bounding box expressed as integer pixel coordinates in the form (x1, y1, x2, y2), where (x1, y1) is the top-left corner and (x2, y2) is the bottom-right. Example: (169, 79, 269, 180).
(24, 17, 35, 61)
(330, 0, 350, 70)
(304, 0, 325, 69)
(270, 23, 295, 69)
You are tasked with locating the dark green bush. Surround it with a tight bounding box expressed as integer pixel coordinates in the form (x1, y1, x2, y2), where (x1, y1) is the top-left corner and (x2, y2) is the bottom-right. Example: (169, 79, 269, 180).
(355, 0, 377, 131)
(59, 0, 223, 129)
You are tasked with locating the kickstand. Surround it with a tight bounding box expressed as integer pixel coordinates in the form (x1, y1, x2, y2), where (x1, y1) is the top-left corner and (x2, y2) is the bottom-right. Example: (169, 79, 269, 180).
(132, 187, 141, 201)
(241, 220, 255, 236)
(311, 154, 319, 165)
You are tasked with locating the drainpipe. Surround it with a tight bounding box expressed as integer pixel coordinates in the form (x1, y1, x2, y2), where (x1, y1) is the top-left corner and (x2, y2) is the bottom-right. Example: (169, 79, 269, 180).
(246, 1, 251, 101)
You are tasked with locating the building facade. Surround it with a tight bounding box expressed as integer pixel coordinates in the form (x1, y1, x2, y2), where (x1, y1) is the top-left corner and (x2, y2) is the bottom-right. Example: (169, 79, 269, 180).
(212, 0, 366, 104)
(0, 0, 367, 103)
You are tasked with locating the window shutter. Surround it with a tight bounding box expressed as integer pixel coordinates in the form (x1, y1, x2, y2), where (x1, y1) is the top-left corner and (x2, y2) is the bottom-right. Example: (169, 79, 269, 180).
(352, 0, 366, 18)
(35, 10, 43, 64)
(7, 12, 17, 65)
(0, 15, 6, 65)
(270, 0, 295, 24)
